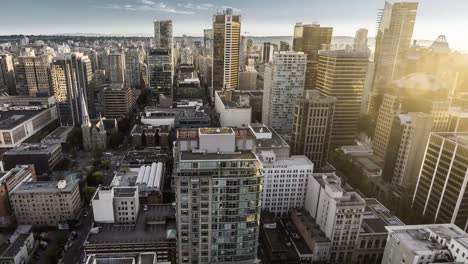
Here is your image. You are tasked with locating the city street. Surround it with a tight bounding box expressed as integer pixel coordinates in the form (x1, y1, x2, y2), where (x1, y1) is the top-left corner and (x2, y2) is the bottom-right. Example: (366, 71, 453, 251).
(61, 206, 94, 264)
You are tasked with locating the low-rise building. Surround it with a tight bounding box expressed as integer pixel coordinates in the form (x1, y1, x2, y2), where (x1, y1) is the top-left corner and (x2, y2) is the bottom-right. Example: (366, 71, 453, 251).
(84, 204, 176, 264)
(85, 252, 170, 264)
(0, 106, 58, 148)
(382, 224, 468, 264)
(9, 180, 82, 226)
(0, 225, 35, 264)
(3, 143, 63, 176)
(92, 186, 140, 224)
(130, 124, 171, 149)
(0, 165, 36, 227)
(214, 90, 252, 128)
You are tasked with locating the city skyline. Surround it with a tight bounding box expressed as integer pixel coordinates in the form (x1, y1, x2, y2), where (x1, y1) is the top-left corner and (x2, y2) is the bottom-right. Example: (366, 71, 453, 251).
(2, 0, 468, 50)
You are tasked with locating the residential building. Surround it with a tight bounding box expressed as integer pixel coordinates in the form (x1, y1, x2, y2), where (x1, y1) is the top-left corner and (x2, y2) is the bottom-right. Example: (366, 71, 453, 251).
(215, 90, 252, 128)
(263, 51, 307, 134)
(0, 53, 15, 94)
(3, 143, 63, 176)
(212, 8, 241, 92)
(9, 180, 81, 226)
(174, 127, 262, 263)
(382, 224, 468, 264)
(305, 173, 366, 263)
(103, 83, 133, 118)
(0, 106, 58, 148)
(301, 24, 333, 90)
(382, 113, 433, 188)
(0, 165, 36, 227)
(370, 1, 418, 116)
(108, 49, 126, 84)
(412, 133, 468, 231)
(316, 49, 369, 145)
(291, 90, 336, 169)
(15, 55, 51, 96)
(154, 20, 173, 49)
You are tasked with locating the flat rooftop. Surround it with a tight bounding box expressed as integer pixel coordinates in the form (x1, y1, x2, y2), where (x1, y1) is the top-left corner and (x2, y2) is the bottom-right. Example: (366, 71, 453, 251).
(11, 180, 79, 194)
(86, 204, 176, 245)
(180, 151, 257, 161)
(262, 155, 313, 167)
(435, 132, 468, 146)
(199, 127, 234, 135)
(0, 109, 46, 130)
(122, 151, 169, 167)
(41, 126, 73, 144)
(4, 143, 61, 155)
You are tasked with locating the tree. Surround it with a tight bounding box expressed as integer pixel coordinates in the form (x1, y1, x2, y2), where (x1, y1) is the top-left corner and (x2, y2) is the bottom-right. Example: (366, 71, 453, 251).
(64, 128, 83, 152)
(84, 186, 97, 203)
(93, 150, 103, 159)
(117, 117, 131, 133)
(87, 170, 104, 187)
(108, 132, 124, 149)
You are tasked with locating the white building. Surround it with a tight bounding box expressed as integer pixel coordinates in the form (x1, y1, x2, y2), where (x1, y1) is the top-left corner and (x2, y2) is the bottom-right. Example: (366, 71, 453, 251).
(260, 150, 313, 216)
(382, 224, 468, 264)
(214, 90, 252, 128)
(305, 173, 366, 263)
(263, 51, 307, 134)
(92, 186, 140, 225)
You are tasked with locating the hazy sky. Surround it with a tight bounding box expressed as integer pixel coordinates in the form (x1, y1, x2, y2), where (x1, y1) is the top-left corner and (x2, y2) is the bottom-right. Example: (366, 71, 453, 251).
(1, 0, 468, 50)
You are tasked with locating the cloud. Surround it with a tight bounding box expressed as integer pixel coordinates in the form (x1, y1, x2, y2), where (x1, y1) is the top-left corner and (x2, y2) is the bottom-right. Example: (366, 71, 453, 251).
(97, 1, 195, 14)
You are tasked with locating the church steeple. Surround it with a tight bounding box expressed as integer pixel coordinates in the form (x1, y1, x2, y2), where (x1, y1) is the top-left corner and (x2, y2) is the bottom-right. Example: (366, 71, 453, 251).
(81, 91, 91, 127)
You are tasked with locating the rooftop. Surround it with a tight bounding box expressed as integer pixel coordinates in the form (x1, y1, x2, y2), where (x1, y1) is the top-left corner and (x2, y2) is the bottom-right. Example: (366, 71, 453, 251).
(4, 143, 61, 155)
(386, 224, 468, 254)
(0, 109, 46, 130)
(0, 226, 33, 258)
(86, 204, 176, 245)
(41, 126, 73, 144)
(180, 151, 257, 161)
(361, 198, 404, 234)
(11, 180, 79, 195)
(434, 132, 468, 146)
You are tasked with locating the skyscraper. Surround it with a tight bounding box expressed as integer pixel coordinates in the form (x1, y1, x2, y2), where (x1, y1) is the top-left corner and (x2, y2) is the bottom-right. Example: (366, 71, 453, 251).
(0, 54, 15, 94)
(108, 49, 126, 84)
(372, 75, 449, 161)
(301, 24, 333, 90)
(203, 29, 213, 55)
(291, 90, 336, 169)
(292, 22, 303, 52)
(15, 55, 51, 96)
(316, 49, 369, 145)
(212, 8, 241, 93)
(382, 112, 433, 188)
(154, 20, 173, 49)
(412, 133, 468, 231)
(262, 51, 307, 134)
(51, 53, 92, 126)
(261, 42, 278, 64)
(174, 127, 262, 263)
(354, 28, 369, 51)
(148, 48, 173, 100)
(370, 1, 418, 115)
(125, 46, 145, 89)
